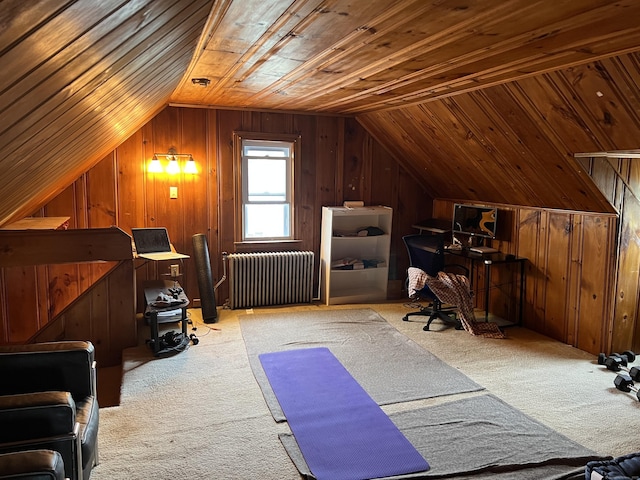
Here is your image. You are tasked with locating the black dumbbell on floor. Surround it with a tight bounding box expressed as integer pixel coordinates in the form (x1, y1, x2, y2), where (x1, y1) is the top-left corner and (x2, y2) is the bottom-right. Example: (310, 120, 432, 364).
(599, 352, 640, 380)
(598, 350, 636, 366)
(616, 350, 636, 363)
(604, 357, 640, 379)
(614, 373, 640, 401)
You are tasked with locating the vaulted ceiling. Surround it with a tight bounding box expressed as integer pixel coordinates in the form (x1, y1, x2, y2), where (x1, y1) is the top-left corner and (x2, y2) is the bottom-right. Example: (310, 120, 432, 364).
(2, 0, 640, 226)
(173, 0, 640, 114)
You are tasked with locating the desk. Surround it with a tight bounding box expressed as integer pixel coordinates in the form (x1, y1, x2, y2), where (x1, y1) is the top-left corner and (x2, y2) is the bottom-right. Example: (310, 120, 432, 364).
(446, 249, 526, 326)
(411, 218, 451, 235)
(143, 280, 190, 357)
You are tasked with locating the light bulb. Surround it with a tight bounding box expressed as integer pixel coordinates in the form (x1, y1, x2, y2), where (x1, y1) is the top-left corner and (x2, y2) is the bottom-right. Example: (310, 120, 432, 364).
(166, 157, 180, 174)
(148, 155, 163, 173)
(184, 156, 197, 174)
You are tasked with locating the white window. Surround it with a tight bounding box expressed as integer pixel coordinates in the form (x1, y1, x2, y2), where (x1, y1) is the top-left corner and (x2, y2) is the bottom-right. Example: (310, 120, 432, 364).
(240, 138, 294, 241)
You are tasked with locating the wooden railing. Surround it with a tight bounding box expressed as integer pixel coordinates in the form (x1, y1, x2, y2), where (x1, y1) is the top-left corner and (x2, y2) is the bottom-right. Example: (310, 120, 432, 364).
(0, 227, 137, 367)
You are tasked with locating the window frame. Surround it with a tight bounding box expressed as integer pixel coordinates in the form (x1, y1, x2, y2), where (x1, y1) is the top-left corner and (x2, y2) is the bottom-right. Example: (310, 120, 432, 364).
(233, 132, 301, 244)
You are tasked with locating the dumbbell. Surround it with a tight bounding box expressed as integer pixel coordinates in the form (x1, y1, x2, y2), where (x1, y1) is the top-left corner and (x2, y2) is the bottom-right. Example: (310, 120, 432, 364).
(598, 350, 636, 366)
(614, 374, 640, 401)
(600, 355, 640, 380)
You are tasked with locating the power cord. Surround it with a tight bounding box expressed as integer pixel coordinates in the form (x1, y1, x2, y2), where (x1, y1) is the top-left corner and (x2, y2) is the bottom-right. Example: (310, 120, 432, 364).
(187, 310, 221, 339)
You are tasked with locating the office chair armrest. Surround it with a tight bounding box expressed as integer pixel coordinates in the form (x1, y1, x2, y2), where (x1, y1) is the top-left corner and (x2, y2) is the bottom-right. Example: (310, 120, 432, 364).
(0, 341, 96, 400)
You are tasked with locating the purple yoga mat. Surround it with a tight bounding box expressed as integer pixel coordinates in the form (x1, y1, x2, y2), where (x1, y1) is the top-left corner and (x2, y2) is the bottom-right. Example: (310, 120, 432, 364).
(259, 347, 430, 480)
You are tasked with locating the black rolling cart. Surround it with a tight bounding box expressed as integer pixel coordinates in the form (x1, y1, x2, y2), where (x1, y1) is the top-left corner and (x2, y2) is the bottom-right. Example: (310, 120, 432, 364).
(143, 280, 191, 357)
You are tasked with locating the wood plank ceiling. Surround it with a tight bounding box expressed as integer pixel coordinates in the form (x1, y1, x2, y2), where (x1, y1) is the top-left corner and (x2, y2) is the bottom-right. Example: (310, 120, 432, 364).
(173, 0, 640, 114)
(2, 0, 640, 225)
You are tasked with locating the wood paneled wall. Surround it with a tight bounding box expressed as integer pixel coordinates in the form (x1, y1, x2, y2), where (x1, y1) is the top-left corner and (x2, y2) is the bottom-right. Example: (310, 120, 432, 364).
(434, 200, 617, 354)
(577, 155, 640, 354)
(115, 107, 429, 305)
(1, 103, 628, 358)
(0, 106, 428, 350)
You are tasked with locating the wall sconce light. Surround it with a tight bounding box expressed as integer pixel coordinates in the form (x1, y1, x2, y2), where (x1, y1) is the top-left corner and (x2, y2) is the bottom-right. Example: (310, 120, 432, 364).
(166, 155, 180, 175)
(183, 155, 198, 174)
(148, 155, 163, 173)
(148, 148, 197, 174)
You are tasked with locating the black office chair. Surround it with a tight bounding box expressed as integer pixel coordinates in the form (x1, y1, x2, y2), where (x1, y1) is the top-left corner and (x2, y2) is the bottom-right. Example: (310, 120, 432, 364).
(402, 234, 469, 331)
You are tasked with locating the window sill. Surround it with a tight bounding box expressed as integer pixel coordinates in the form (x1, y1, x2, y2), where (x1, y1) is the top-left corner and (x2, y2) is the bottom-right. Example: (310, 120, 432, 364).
(234, 239, 303, 253)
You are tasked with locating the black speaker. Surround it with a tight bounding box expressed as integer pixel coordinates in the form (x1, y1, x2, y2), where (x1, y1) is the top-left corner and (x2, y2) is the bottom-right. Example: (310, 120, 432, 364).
(192, 233, 218, 323)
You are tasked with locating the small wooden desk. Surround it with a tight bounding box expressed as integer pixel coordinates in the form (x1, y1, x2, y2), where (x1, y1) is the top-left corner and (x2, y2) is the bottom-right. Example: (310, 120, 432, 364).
(446, 249, 526, 326)
(143, 280, 190, 357)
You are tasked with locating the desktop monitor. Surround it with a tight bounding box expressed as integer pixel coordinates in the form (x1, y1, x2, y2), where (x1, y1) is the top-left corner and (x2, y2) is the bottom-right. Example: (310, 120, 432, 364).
(452, 204, 497, 239)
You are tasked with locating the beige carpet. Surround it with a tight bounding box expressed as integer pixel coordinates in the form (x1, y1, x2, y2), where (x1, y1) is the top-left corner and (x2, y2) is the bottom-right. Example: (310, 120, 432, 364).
(90, 303, 640, 479)
(240, 308, 483, 421)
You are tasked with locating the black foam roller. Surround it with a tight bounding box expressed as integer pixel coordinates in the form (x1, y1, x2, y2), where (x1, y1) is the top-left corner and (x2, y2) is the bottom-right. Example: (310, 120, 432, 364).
(192, 233, 217, 323)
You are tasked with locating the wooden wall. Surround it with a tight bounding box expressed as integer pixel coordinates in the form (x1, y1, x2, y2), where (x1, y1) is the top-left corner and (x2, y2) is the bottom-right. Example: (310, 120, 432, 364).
(0, 106, 427, 349)
(115, 107, 429, 305)
(1, 103, 630, 358)
(577, 155, 640, 354)
(434, 199, 617, 354)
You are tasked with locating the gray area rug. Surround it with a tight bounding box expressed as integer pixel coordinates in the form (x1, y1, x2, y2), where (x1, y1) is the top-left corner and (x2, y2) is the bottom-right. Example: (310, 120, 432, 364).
(281, 394, 606, 479)
(240, 308, 484, 422)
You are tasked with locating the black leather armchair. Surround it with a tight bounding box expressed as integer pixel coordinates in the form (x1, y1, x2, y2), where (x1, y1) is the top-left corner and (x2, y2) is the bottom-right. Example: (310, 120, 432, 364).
(0, 341, 99, 480)
(0, 449, 66, 480)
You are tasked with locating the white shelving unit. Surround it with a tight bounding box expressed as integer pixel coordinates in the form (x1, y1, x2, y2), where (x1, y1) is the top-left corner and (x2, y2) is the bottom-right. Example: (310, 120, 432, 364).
(320, 206, 392, 305)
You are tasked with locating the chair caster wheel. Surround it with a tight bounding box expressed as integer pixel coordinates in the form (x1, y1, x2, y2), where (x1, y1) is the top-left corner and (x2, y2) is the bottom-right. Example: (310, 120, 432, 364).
(422, 325, 430, 331)
(402, 315, 409, 321)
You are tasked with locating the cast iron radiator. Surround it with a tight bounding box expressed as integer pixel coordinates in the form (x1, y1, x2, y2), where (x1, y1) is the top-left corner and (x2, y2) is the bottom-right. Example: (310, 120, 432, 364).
(227, 251, 314, 309)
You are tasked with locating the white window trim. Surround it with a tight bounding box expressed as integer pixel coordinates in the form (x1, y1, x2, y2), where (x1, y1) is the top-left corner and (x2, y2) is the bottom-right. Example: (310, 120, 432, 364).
(233, 132, 301, 243)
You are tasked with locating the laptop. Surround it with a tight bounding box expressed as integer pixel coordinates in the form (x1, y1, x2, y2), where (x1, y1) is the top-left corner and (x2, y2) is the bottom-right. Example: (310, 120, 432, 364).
(131, 227, 189, 261)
